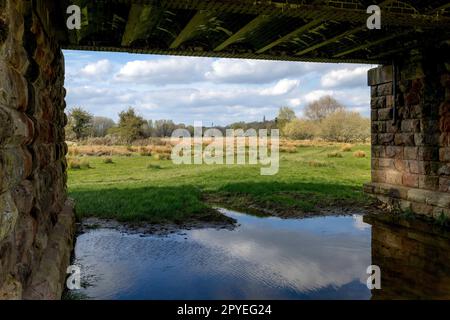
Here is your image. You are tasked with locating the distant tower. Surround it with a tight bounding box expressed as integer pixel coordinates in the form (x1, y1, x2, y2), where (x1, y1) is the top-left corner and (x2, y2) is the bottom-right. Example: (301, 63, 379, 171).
(263, 115, 266, 123)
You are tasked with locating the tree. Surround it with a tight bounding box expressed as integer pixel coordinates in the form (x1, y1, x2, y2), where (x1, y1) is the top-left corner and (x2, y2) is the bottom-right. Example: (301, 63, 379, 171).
(91, 116, 115, 137)
(277, 107, 296, 130)
(154, 120, 176, 137)
(304, 96, 345, 121)
(66, 107, 93, 140)
(115, 107, 146, 143)
(320, 110, 370, 142)
(283, 119, 320, 140)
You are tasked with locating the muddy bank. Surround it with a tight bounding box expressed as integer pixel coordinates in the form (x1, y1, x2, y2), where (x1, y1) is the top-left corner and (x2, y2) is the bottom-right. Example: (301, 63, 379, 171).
(79, 216, 236, 236)
(205, 193, 384, 219)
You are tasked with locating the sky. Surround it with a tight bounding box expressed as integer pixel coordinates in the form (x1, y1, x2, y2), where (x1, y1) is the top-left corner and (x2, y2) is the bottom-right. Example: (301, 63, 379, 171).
(64, 50, 377, 126)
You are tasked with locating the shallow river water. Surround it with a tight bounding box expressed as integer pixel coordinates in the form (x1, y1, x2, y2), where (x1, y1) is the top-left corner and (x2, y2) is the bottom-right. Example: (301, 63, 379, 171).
(73, 209, 374, 299)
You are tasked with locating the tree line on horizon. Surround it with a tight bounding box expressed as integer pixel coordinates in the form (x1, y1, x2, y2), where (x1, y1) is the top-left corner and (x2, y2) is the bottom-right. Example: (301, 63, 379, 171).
(65, 95, 370, 144)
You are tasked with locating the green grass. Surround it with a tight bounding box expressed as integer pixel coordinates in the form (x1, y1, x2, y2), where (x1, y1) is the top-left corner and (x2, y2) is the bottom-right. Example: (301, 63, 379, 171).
(68, 144, 371, 222)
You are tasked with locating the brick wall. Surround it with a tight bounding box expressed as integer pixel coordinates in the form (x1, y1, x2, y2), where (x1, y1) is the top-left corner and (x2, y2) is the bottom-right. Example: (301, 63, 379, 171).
(365, 51, 450, 218)
(0, 0, 75, 299)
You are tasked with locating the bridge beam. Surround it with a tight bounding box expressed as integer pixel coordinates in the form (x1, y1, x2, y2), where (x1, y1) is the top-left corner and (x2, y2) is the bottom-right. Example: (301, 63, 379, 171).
(170, 11, 211, 49)
(121, 4, 162, 46)
(214, 15, 271, 52)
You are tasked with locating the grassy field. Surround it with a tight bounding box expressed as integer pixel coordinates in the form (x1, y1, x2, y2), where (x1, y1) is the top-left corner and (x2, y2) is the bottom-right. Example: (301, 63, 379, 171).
(67, 142, 371, 223)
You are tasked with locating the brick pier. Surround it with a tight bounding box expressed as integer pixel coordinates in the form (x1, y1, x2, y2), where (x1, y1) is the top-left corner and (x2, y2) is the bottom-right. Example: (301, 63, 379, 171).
(365, 52, 450, 218)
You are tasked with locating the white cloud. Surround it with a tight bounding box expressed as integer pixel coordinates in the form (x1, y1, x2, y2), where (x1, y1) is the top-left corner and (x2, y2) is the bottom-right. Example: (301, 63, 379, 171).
(288, 98, 302, 107)
(79, 59, 113, 77)
(114, 57, 208, 84)
(205, 59, 323, 84)
(303, 90, 335, 103)
(260, 79, 299, 96)
(321, 66, 371, 88)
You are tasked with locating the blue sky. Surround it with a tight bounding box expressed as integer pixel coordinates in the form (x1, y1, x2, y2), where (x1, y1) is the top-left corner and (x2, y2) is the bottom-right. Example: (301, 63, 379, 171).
(64, 50, 376, 126)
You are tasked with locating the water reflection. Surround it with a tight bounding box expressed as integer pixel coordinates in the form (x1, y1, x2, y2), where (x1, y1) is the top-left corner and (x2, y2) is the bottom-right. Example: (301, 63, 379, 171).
(73, 209, 372, 299)
(364, 215, 450, 300)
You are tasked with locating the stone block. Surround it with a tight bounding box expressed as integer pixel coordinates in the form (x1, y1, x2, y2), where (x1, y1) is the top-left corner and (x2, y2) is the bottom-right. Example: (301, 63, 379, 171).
(394, 159, 407, 172)
(386, 171, 403, 185)
(368, 65, 393, 86)
(439, 101, 450, 116)
(385, 95, 394, 108)
(371, 96, 386, 109)
(404, 147, 418, 160)
(371, 145, 385, 158)
(414, 161, 440, 175)
(438, 164, 450, 176)
(378, 83, 393, 96)
(401, 119, 420, 133)
(372, 170, 386, 183)
(440, 133, 450, 146)
(0, 62, 28, 111)
(395, 133, 415, 146)
(371, 158, 379, 170)
(408, 160, 420, 174)
(421, 119, 440, 134)
(0, 191, 19, 242)
(403, 173, 419, 188)
(409, 105, 422, 118)
(419, 175, 439, 191)
(426, 192, 450, 208)
(386, 122, 399, 133)
(371, 86, 377, 97)
(411, 202, 433, 216)
(385, 146, 403, 158)
(0, 106, 35, 146)
(379, 133, 394, 145)
(371, 109, 378, 121)
(371, 133, 379, 145)
(379, 158, 394, 168)
(439, 177, 450, 192)
(419, 147, 439, 161)
(414, 133, 440, 146)
(378, 108, 393, 121)
(440, 147, 450, 162)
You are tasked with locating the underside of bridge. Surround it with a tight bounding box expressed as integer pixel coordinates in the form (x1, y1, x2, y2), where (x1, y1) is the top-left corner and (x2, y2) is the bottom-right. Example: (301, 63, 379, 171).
(0, 0, 449, 299)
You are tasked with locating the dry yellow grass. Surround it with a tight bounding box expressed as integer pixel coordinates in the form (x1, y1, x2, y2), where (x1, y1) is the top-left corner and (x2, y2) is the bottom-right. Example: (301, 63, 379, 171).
(68, 139, 369, 159)
(340, 144, 353, 152)
(353, 150, 366, 158)
(67, 157, 91, 169)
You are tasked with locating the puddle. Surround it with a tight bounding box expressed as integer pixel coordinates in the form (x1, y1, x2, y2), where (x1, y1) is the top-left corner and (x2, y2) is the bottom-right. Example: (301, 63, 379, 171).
(71, 208, 372, 299)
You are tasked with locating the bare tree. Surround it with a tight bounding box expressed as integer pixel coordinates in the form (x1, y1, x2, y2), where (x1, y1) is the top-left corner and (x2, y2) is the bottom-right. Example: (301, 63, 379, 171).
(304, 96, 345, 121)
